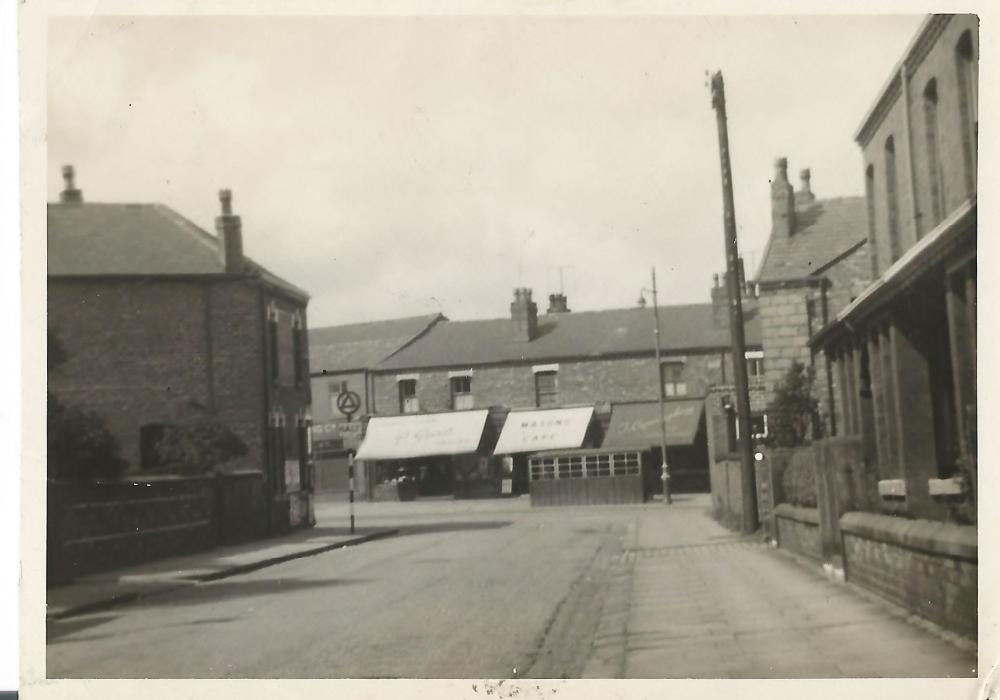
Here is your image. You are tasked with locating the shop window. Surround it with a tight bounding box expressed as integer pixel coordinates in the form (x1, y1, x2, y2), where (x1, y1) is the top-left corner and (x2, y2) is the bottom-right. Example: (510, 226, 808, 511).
(885, 136, 902, 263)
(661, 361, 686, 397)
(139, 423, 168, 469)
(399, 379, 419, 413)
(956, 29, 978, 196)
(865, 164, 879, 277)
(923, 79, 946, 228)
(450, 375, 474, 410)
(535, 371, 558, 407)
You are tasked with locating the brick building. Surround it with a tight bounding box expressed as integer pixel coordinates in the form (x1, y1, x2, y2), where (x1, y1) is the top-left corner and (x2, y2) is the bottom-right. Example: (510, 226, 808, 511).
(811, 14, 978, 520)
(308, 313, 444, 495)
(48, 166, 315, 533)
(353, 288, 763, 498)
(753, 161, 870, 437)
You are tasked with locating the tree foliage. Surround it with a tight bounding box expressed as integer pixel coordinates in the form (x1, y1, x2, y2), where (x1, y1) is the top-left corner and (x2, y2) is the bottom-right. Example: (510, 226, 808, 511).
(766, 361, 819, 448)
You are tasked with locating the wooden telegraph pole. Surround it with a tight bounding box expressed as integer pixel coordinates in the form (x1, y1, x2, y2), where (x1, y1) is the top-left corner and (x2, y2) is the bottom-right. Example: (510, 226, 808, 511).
(709, 71, 759, 534)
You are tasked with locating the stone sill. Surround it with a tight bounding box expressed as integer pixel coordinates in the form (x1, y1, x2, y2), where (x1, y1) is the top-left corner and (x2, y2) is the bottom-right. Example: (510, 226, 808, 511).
(928, 477, 963, 496)
(774, 503, 820, 525)
(840, 511, 977, 561)
(877, 478, 906, 497)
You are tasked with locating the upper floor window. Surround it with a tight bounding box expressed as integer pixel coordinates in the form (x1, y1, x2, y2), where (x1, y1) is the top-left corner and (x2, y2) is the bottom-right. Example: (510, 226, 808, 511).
(884, 136, 902, 263)
(865, 164, 879, 277)
(923, 79, 945, 228)
(267, 303, 279, 382)
(450, 375, 474, 410)
(746, 351, 765, 382)
(535, 371, 558, 407)
(956, 29, 978, 196)
(661, 361, 686, 397)
(292, 311, 306, 387)
(398, 378, 419, 413)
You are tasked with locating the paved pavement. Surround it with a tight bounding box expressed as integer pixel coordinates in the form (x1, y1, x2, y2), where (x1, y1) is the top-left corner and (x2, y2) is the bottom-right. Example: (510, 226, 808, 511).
(45, 493, 976, 679)
(580, 497, 977, 678)
(47, 521, 398, 620)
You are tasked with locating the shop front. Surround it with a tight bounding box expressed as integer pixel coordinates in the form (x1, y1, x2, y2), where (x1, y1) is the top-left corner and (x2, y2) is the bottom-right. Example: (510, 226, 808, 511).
(493, 406, 597, 494)
(354, 410, 502, 499)
(601, 399, 708, 495)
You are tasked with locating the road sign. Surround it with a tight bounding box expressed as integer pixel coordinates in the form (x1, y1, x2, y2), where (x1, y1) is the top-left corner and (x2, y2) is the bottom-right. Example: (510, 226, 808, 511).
(336, 390, 362, 420)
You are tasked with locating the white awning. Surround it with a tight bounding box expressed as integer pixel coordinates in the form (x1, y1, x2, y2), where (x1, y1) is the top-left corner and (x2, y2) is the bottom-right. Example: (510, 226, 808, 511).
(355, 410, 489, 461)
(493, 406, 594, 455)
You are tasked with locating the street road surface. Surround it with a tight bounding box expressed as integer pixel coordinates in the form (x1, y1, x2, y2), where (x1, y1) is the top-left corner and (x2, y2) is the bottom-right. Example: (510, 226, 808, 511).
(48, 496, 628, 678)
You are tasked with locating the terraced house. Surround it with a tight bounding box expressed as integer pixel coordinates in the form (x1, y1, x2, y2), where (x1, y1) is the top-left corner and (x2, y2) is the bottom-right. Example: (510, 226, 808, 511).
(350, 286, 764, 501)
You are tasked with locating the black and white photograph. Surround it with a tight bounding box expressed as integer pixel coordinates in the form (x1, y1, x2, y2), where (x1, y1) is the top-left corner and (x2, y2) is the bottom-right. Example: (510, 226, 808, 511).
(15, 2, 993, 697)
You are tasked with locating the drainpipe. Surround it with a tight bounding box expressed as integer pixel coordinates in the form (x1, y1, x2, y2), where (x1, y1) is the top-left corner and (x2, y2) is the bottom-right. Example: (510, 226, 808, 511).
(901, 61, 921, 241)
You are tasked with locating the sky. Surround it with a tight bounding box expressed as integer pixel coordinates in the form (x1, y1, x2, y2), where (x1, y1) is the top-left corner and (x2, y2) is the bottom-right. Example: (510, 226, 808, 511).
(47, 13, 925, 327)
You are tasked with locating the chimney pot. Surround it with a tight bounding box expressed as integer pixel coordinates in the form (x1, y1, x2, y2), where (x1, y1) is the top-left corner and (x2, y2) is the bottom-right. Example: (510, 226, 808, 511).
(59, 164, 84, 204)
(510, 287, 539, 341)
(774, 158, 789, 179)
(219, 189, 233, 216)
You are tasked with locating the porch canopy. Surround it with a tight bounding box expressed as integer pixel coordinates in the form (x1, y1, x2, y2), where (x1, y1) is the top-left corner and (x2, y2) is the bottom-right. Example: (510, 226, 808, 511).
(602, 399, 704, 448)
(354, 409, 489, 460)
(493, 406, 594, 455)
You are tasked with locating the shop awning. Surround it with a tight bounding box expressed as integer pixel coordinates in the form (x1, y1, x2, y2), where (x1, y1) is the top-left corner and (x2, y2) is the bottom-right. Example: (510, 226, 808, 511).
(602, 400, 704, 448)
(493, 406, 594, 455)
(354, 410, 489, 460)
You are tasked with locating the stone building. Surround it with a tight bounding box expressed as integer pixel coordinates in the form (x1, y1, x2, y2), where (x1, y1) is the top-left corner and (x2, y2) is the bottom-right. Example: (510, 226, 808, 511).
(353, 287, 763, 498)
(811, 14, 978, 520)
(48, 166, 315, 534)
(753, 161, 870, 437)
(307, 313, 444, 496)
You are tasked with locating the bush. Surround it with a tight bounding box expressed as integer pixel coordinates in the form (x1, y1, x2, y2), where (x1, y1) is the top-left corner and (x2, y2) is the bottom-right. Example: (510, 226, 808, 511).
(153, 401, 248, 475)
(781, 448, 817, 508)
(47, 393, 128, 481)
(766, 361, 819, 448)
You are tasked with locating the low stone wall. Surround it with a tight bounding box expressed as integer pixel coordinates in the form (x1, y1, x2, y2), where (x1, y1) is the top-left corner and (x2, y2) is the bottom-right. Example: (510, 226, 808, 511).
(774, 504, 822, 561)
(48, 476, 218, 584)
(840, 512, 977, 640)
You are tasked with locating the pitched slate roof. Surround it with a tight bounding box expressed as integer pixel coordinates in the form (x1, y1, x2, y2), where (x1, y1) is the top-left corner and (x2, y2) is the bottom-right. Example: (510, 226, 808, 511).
(755, 197, 868, 283)
(47, 202, 309, 300)
(310, 314, 444, 373)
(377, 303, 761, 371)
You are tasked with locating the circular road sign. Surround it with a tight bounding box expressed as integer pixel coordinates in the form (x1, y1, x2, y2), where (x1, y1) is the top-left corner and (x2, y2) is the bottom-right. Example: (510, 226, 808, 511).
(336, 390, 362, 420)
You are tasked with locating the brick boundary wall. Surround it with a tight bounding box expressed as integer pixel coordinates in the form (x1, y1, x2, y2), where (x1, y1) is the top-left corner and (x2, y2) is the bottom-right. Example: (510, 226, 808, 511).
(774, 503, 822, 561)
(840, 511, 977, 640)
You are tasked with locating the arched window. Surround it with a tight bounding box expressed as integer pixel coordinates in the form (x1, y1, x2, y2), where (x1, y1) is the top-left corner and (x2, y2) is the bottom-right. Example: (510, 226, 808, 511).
(865, 164, 879, 277)
(923, 78, 945, 227)
(884, 136, 902, 263)
(956, 29, 978, 196)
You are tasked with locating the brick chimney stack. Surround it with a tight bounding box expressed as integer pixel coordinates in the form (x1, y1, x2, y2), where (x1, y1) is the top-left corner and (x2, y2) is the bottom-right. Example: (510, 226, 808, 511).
(547, 293, 570, 314)
(59, 165, 83, 204)
(510, 287, 539, 342)
(215, 189, 244, 273)
(797, 168, 816, 205)
(770, 157, 796, 237)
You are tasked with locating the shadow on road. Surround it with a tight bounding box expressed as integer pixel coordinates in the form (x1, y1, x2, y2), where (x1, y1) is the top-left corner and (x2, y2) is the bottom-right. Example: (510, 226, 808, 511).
(47, 613, 119, 642)
(397, 521, 513, 536)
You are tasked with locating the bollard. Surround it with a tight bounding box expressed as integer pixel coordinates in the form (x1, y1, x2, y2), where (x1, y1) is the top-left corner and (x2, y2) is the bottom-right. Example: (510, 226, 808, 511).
(348, 451, 356, 535)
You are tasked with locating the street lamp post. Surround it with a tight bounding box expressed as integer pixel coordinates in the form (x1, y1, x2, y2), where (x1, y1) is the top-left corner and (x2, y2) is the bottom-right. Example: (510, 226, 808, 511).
(641, 267, 672, 505)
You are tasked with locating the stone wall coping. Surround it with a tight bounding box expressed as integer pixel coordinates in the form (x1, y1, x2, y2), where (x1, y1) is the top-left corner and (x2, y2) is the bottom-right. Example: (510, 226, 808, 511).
(774, 503, 820, 525)
(217, 469, 266, 479)
(840, 511, 978, 561)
